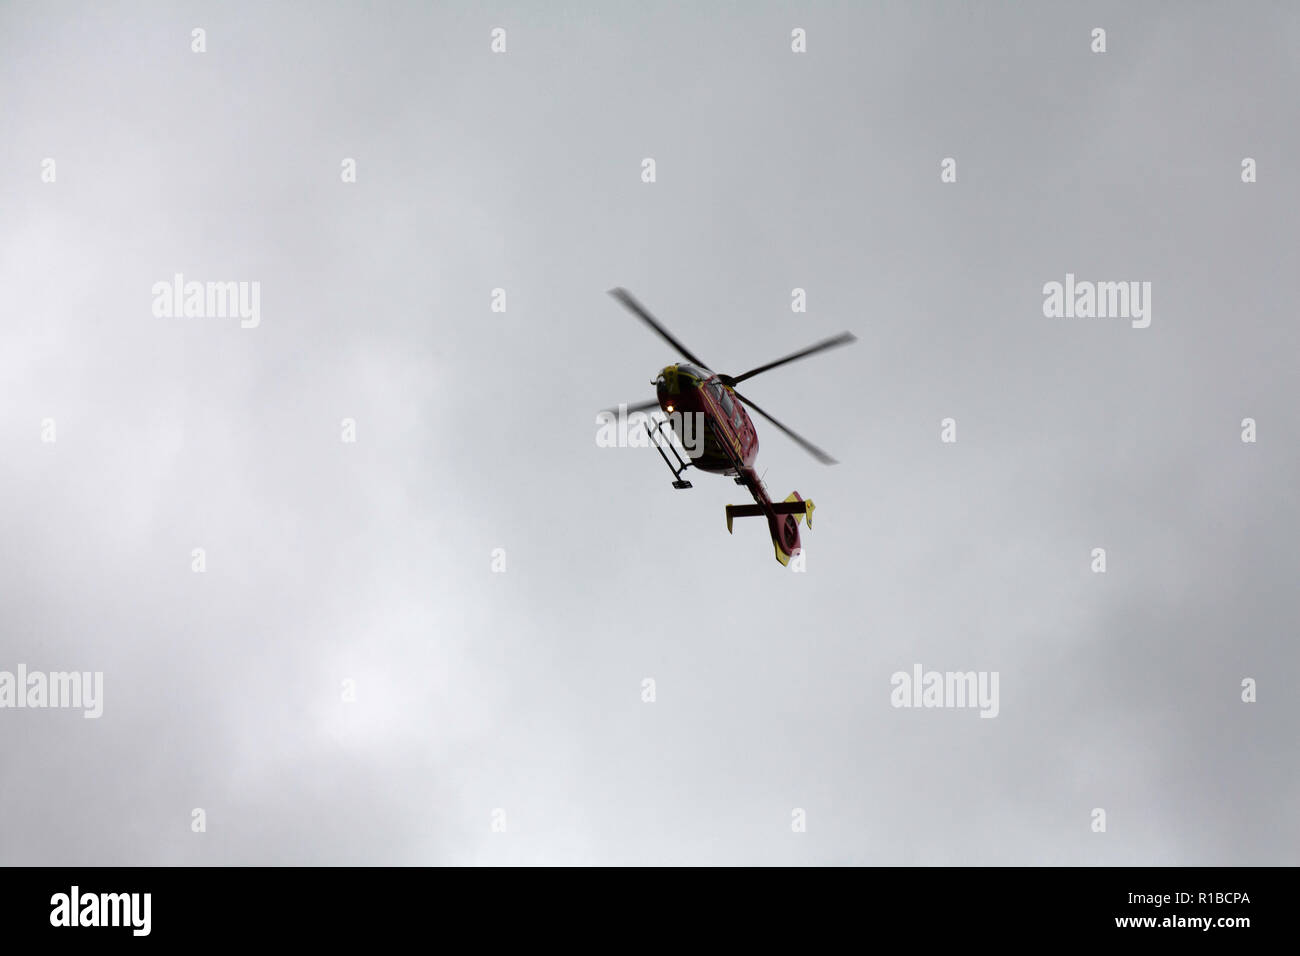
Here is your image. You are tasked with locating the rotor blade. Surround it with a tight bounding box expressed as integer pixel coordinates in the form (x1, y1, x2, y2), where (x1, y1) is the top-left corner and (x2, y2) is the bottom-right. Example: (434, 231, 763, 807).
(608, 288, 711, 370)
(732, 390, 839, 465)
(600, 399, 660, 415)
(723, 331, 857, 387)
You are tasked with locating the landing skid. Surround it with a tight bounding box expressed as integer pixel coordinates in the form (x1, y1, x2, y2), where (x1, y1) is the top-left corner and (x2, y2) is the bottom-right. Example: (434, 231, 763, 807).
(646, 417, 693, 489)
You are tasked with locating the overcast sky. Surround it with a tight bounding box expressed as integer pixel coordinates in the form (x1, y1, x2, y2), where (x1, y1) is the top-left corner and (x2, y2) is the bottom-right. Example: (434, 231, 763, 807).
(1, 1, 1296, 865)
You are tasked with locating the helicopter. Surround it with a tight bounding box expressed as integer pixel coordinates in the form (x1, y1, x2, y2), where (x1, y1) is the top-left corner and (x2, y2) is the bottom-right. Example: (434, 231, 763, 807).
(604, 288, 857, 566)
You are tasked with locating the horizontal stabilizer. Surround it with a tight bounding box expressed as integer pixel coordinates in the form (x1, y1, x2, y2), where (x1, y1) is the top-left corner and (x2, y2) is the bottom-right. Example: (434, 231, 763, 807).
(725, 504, 765, 533)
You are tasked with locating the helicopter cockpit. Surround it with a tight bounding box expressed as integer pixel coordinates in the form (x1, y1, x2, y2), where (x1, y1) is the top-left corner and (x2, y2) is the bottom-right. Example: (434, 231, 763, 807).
(675, 363, 707, 382)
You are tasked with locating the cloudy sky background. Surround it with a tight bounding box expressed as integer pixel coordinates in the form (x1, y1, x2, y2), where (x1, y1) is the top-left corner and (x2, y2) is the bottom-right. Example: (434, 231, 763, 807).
(1, 1, 1296, 865)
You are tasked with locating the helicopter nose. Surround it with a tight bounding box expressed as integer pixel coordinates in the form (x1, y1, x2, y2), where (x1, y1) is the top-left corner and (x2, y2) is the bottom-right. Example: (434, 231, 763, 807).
(656, 381, 674, 413)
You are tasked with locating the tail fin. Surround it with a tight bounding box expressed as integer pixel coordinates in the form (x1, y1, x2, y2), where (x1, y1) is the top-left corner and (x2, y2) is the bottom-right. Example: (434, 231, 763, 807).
(771, 493, 814, 566)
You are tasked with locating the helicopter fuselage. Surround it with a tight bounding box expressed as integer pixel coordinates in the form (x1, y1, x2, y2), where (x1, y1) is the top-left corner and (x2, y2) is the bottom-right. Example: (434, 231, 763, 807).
(654, 363, 757, 474)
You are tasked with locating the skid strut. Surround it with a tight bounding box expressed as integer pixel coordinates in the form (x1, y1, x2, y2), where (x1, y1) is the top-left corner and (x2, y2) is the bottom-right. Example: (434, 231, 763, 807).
(645, 416, 693, 489)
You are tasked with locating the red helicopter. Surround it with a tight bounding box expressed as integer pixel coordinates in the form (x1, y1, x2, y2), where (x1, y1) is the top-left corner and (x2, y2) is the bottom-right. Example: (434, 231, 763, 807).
(605, 288, 857, 566)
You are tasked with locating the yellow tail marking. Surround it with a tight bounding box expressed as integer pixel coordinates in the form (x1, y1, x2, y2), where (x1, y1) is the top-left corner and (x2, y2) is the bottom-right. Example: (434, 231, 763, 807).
(783, 493, 815, 529)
